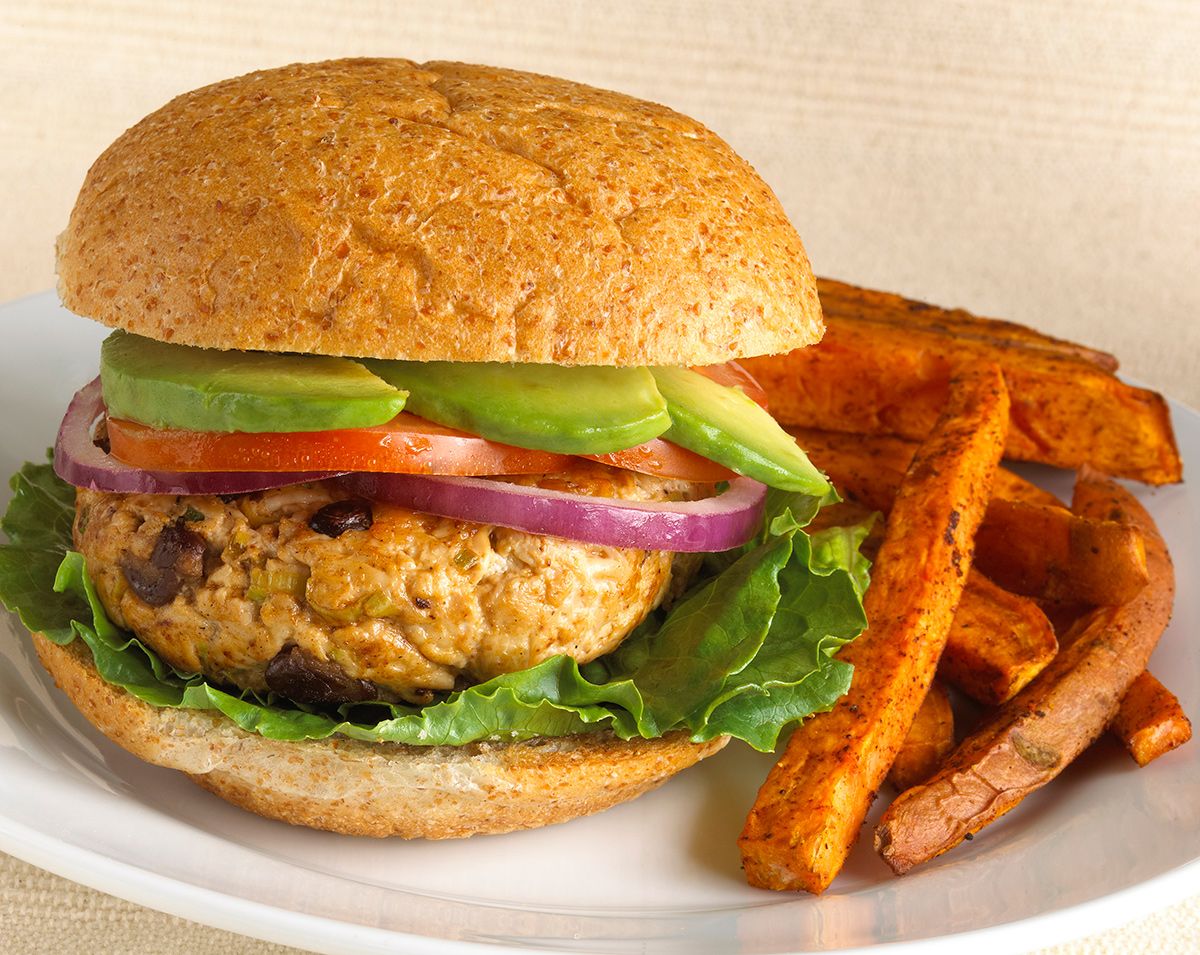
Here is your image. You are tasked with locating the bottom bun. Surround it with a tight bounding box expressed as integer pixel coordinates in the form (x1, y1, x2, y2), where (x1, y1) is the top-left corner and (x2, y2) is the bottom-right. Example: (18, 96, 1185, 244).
(33, 634, 728, 838)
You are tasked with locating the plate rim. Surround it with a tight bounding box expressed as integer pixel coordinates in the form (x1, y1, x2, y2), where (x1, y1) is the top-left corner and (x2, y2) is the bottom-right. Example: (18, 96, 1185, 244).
(1, 289, 1198, 955)
(5, 810, 1200, 955)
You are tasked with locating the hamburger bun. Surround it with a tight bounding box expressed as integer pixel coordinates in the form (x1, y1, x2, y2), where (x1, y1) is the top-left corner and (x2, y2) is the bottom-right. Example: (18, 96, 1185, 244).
(40, 58, 821, 838)
(56, 58, 822, 366)
(34, 634, 728, 838)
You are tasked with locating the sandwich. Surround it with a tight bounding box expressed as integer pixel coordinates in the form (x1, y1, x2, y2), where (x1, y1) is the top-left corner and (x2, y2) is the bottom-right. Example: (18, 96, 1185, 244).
(0, 59, 868, 838)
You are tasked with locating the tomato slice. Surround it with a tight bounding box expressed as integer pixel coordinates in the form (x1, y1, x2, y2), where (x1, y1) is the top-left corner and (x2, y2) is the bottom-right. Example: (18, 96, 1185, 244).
(586, 440, 736, 483)
(107, 412, 576, 476)
(694, 360, 769, 409)
(109, 412, 737, 483)
(105, 361, 768, 482)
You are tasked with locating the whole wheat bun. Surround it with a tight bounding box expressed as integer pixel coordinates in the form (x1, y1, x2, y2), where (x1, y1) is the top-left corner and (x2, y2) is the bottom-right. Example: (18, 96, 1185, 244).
(33, 634, 727, 838)
(56, 58, 822, 366)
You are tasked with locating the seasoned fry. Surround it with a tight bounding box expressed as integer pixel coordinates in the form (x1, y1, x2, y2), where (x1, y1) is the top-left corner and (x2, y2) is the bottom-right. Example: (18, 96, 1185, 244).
(1110, 671, 1192, 766)
(941, 573, 1058, 705)
(875, 468, 1175, 874)
(974, 499, 1149, 605)
(991, 470, 1059, 508)
(1045, 499, 1191, 765)
(812, 279, 1121, 372)
(795, 427, 1121, 599)
(991, 470, 1060, 509)
(748, 279, 1182, 484)
(792, 428, 1060, 512)
(887, 681, 955, 791)
(793, 429, 1060, 704)
(739, 365, 1009, 893)
(789, 428, 911, 513)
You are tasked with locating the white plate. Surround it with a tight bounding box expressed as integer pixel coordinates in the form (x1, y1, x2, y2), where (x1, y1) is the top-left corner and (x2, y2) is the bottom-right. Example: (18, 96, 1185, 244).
(1, 292, 1198, 955)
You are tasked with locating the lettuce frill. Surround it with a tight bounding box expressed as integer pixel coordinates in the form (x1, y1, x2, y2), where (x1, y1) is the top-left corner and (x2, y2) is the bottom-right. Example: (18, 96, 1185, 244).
(0, 459, 869, 752)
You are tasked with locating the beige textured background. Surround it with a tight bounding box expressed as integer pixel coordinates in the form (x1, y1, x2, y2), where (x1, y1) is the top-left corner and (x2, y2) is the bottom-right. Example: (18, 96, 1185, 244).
(0, 1, 1198, 953)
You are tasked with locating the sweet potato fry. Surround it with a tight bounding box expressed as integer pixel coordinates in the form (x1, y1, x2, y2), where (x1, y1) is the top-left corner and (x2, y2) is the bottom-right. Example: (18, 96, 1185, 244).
(875, 468, 1174, 874)
(748, 279, 1182, 484)
(887, 680, 955, 791)
(739, 365, 1008, 893)
(1110, 671, 1192, 766)
(991, 470, 1060, 509)
(811, 279, 1120, 372)
(789, 429, 911, 513)
(1043, 501, 1189, 764)
(800, 434, 1152, 607)
(941, 573, 1058, 705)
(974, 499, 1149, 605)
(792, 428, 1060, 512)
(793, 430, 1059, 703)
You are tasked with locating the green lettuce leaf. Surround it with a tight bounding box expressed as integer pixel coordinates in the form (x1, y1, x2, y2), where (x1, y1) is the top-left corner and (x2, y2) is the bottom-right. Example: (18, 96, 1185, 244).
(0, 460, 869, 752)
(0, 455, 87, 642)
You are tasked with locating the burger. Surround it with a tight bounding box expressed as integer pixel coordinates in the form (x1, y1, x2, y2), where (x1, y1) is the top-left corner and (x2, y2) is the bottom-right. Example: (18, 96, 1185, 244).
(0, 59, 868, 838)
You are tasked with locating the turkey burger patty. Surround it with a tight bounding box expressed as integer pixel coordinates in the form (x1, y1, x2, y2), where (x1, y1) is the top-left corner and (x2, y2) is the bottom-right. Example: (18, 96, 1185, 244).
(75, 464, 700, 705)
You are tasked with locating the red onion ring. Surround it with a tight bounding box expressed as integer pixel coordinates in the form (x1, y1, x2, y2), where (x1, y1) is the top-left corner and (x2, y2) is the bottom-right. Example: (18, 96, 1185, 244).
(338, 471, 767, 552)
(53, 379, 767, 552)
(54, 379, 341, 495)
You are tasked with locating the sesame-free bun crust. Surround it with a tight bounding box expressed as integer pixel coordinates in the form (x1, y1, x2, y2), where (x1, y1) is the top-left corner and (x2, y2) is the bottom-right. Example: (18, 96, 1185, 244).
(56, 58, 822, 366)
(33, 634, 727, 838)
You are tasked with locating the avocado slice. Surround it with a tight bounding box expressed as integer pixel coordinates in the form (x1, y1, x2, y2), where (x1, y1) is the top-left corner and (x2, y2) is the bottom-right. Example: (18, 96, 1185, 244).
(651, 366, 831, 494)
(100, 331, 408, 433)
(365, 360, 671, 455)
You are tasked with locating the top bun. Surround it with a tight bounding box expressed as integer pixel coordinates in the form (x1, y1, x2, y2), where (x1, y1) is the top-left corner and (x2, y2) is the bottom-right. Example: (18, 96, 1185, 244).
(57, 59, 822, 366)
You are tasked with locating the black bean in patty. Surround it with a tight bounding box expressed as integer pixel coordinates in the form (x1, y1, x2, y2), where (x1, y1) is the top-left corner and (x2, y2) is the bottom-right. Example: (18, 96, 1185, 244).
(308, 498, 373, 538)
(264, 645, 378, 704)
(120, 518, 208, 606)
